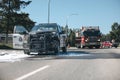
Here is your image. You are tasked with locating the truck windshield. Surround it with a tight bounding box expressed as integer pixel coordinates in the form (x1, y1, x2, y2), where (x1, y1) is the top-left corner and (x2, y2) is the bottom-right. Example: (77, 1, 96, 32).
(31, 24, 57, 32)
(83, 30, 101, 36)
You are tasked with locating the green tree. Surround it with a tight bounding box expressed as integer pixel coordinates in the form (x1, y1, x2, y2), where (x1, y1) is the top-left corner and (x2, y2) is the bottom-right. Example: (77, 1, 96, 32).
(110, 22, 120, 42)
(101, 34, 111, 42)
(0, 0, 35, 43)
(68, 29, 76, 47)
(11, 12, 35, 32)
(0, 0, 34, 32)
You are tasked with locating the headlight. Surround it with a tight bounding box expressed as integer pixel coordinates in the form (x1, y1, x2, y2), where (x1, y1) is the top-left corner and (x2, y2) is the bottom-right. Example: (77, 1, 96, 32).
(30, 34, 37, 38)
(85, 38, 89, 42)
(97, 39, 100, 41)
(52, 32, 56, 34)
(52, 32, 58, 37)
(39, 35, 45, 40)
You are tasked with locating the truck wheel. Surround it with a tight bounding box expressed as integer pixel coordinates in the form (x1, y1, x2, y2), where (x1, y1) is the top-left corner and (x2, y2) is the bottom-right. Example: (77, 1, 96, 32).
(24, 50, 30, 55)
(81, 44, 84, 48)
(54, 40, 60, 54)
(76, 45, 80, 48)
(62, 47, 67, 53)
(89, 46, 93, 49)
(95, 45, 100, 49)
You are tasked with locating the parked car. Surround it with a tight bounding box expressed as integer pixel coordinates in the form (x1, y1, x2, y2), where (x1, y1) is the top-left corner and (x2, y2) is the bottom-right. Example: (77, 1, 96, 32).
(101, 41, 112, 48)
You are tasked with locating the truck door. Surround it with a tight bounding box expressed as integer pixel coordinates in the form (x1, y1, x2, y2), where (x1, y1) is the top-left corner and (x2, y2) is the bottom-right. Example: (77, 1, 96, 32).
(13, 25, 28, 49)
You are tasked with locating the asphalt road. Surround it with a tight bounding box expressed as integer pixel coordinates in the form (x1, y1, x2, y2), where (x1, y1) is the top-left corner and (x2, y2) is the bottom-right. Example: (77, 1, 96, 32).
(0, 48, 120, 80)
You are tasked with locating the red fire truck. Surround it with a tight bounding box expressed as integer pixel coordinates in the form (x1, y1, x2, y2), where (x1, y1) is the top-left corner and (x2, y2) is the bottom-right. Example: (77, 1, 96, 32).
(75, 26, 102, 48)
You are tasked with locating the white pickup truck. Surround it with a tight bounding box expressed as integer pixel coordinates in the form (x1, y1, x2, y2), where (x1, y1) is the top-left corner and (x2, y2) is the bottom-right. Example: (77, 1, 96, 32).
(13, 25, 28, 49)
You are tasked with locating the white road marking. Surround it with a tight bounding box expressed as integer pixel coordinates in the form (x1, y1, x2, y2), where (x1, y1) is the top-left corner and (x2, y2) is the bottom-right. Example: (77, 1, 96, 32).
(15, 65, 50, 80)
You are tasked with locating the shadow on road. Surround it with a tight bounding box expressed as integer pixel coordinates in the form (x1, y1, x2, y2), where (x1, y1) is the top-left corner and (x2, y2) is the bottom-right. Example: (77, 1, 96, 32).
(26, 50, 120, 60)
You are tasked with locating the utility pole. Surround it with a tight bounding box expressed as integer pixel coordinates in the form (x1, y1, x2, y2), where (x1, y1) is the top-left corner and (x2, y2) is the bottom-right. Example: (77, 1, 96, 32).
(0, 0, 3, 21)
(6, 0, 10, 43)
(48, 0, 51, 23)
(0, 0, 2, 3)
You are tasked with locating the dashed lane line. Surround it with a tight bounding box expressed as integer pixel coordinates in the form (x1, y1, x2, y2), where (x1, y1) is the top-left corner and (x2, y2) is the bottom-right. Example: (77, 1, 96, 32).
(15, 65, 50, 80)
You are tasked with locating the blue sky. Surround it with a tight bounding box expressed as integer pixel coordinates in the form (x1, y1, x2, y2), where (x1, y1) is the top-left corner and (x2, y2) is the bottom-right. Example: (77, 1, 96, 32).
(21, 0, 120, 34)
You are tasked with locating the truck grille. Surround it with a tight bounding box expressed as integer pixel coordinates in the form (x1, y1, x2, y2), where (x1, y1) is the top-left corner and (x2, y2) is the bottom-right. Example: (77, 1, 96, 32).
(89, 37, 98, 42)
(30, 34, 46, 50)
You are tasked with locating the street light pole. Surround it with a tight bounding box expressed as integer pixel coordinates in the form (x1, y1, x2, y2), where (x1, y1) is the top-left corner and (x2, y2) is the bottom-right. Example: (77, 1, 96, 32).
(0, 0, 2, 20)
(0, 0, 2, 3)
(5, 0, 10, 44)
(48, 0, 51, 23)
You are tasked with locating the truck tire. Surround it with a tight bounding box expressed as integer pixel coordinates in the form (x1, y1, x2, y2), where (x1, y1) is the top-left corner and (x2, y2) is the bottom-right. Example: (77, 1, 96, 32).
(54, 40, 60, 54)
(95, 45, 100, 49)
(24, 50, 30, 55)
(76, 45, 80, 48)
(62, 47, 67, 53)
(89, 46, 93, 49)
(81, 44, 84, 48)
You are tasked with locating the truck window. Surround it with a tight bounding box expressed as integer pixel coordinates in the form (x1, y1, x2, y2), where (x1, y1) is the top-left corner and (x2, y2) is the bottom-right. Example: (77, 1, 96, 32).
(83, 30, 101, 36)
(14, 25, 28, 34)
(31, 24, 58, 32)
